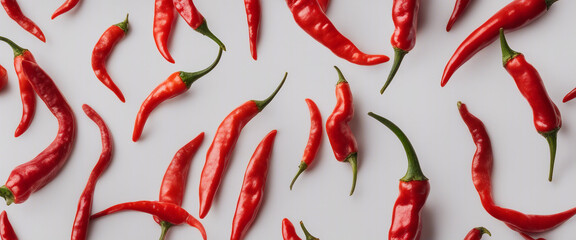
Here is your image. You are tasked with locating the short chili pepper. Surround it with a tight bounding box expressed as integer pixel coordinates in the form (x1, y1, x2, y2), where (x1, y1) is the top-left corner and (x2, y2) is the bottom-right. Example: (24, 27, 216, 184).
(71, 104, 113, 240)
(464, 227, 491, 240)
(154, 132, 204, 240)
(285, 0, 389, 65)
(0, 60, 76, 205)
(0, 64, 6, 91)
(499, 29, 561, 181)
(299, 221, 319, 240)
(282, 218, 301, 240)
(132, 47, 222, 142)
(91, 14, 129, 103)
(458, 101, 576, 234)
(51, 0, 80, 19)
(290, 98, 322, 190)
(0, 0, 45, 42)
(326, 66, 358, 196)
(173, 0, 226, 50)
(0, 211, 17, 240)
(562, 87, 576, 103)
(154, 0, 176, 63)
(441, 0, 557, 87)
(446, 0, 472, 32)
(368, 112, 429, 240)
(381, 0, 420, 94)
(198, 73, 287, 219)
(244, 0, 260, 60)
(231, 130, 277, 240)
(90, 200, 207, 240)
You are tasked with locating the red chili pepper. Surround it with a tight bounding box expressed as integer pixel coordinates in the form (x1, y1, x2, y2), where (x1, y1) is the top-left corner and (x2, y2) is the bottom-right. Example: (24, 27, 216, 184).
(91, 14, 129, 103)
(499, 29, 561, 181)
(70, 104, 113, 240)
(446, 0, 471, 32)
(231, 130, 277, 240)
(562, 87, 576, 103)
(285, 0, 389, 65)
(198, 73, 287, 219)
(368, 112, 430, 240)
(440, 0, 557, 87)
(464, 227, 491, 240)
(173, 0, 226, 50)
(132, 48, 222, 142)
(0, 0, 45, 42)
(290, 98, 322, 190)
(0, 64, 6, 91)
(154, 132, 204, 240)
(0, 211, 17, 240)
(282, 218, 301, 240)
(154, 0, 176, 63)
(381, 0, 420, 94)
(244, 0, 260, 60)
(326, 66, 358, 196)
(91, 200, 207, 240)
(458, 101, 576, 234)
(0, 60, 76, 205)
(51, 0, 80, 19)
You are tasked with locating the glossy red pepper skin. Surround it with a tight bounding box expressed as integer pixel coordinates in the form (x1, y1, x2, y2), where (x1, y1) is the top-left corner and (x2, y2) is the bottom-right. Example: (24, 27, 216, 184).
(562, 88, 576, 103)
(0, 60, 76, 205)
(458, 102, 576, 234)
(0, 211, 17, 240)
(0, 65, 6, 91)
(290, 98, 322, 190)
(285, 0, 389, 65)
(71, 104, 113, 240)
(0, 0, 45, 42)
(464, 227, 491, 240)
(441, 0, 557, 87)
(282, 218, 301, 240)
(154, 0, 176, 63)
(230, 130, 277, 240)
(446, 0, 472, 32)
(173, 0, 226, 50)
(91, 200, 207, 240)
(198, 73, 286, 219)
(326, 67, 358, 195)
(244, 0, 260, 60)
(51, 0, 80, 19)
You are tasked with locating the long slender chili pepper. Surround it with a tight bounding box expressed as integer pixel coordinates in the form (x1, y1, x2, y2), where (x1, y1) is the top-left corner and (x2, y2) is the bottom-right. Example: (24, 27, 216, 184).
(173, 0, 226, 50)
(458, 101, 576, 234)
(231, 130, 277, 240)
(198, 73, 287, 219)
(290, 98, 322, 190)
(244, 0, 260, 60)
(381, 0, 420, 94)
(299, 221, 319, 240)
(0, 60, 76, 205)
(91, 15, 129, 103)
(0, 0, 45, 42)
(0, 211, 17, 240)
(282, 218, 301, 240)
(464, 227, 491, 240)
(285, 0, 389, 65)
(499, 29, 561, 181)
(0, 36, 37, 138)
(71, 104, 113, 240)
(132, 48, 222, 142)
(51, 0, 80, 19)
(154, 0, 176, 63)
(0, 65, 6, 91)
(154, 132, 204, 240)
(368, 112, 429, 240)
(326, 66, 358, 196)
(90, 200, 207, 240)
(440, 0, 557, 86)
(446, 0, 472, 32)
(562, 88, 576, 103)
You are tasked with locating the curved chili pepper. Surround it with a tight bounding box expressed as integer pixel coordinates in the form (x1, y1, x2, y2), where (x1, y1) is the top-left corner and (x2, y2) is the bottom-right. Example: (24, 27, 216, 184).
(231, 130, 277, 240)
(51, 0, 80, 19)
(173, 0, 226, 50)
(0, 60, 76, 205)
(244, 0, 260, 60)
(368, 112, 429, 240)
(91, 14, 129, 103)
(299, 221, 319, 240)
(381, 0, 420, 94)
(132, 48, 222, 142)
(440, 0, 557, 87)
(0, 36, 37, 138)
(285, 0, 389, 65)
(0, 0, 45, 42)
(282, 218, 301, 240)
(154, 0, 176, 63)
(0, 64, 6, 91)
(0, 211, 17, 240)
(198, 73, 287, 219)
(155, 132, 204, 240)
(458, 101, 576, 234)
(290, 98, 322, 190)
(91, 200, 207, 240)
(562, 88, 576, 103)
(499, 29, 561, 181)
(446, 0, 472, 32)
(71, 104, 113, 240)
(326, 66, 358, 196)
(464, 227, 491, 240)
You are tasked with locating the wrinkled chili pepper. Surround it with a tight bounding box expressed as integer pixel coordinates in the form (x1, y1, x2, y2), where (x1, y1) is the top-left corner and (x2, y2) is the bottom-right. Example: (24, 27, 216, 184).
(173, 0, 226, 50)
(91, 14, 129, 103)
(368, 112, 430, 240)
(446, 0, 472, 32)
(458, 101, 576, 234)
(0, 211, 17, 240)
(0, 60, 76, 205)
(155, 132, 204, 240)
(132, 48, 222, 142)
(381, 0, 420, 94)
(0, 0, 45, 42)
(51, 0, 80, 19)
(440, 0, 557, 87)
(154, 0, 176, 63)
(282, 218, 301, 240)
(71, 104, 113, 240)
(91, 200, 207, 240)
(244, 0, 260, 60)
(326, 66, 358, 196)
(198, 73, 287, 219)
(299, 221, 319, 240)
(285, 0, 389, 65)
(0, 64, 6, 91)
(231, 130, 277, 240)
(464, 227, 491, 240)
(499, 29, 561, 181)
(290, 98, 322, 190)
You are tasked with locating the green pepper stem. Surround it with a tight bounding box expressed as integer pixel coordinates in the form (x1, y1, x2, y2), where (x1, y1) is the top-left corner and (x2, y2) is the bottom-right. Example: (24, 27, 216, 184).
(381, 48, 407, 94)
(115, 14, 130, 33)
(346, 153, 358, 196)
(475, 226, 491, 237)
(499, 28, 520, 66)
(158, 221, 173, 240)
(0, 186, 14, 205)
(542, 129, 558, 182)
(299, 221, 319, 240)
(253, 72, 288, 111)
(545, 0, 558, 9)
(196, 19, 226, 51)
(290, 162, 308, 190)
(334, 66, 347, 85)
(0, 36, 26, 57)
(368, 112, 427, 182)
(180, 47, 223, 88)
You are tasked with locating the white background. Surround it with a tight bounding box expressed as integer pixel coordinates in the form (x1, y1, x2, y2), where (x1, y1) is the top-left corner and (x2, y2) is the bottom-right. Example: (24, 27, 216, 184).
(0, 0, 576, 239)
